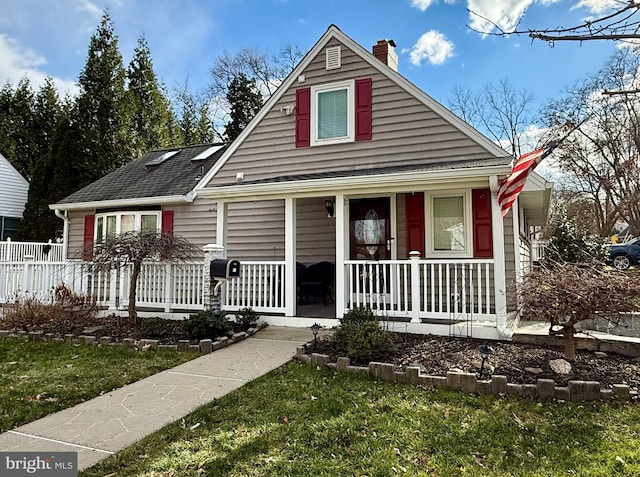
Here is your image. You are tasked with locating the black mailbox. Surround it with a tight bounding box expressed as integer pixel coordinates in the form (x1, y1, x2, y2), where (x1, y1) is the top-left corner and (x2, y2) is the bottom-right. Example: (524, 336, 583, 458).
(210, 259, 241, 280)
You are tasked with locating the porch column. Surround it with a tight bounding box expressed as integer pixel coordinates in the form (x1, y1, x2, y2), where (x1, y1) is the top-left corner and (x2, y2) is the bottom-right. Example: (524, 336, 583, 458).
(335, 193, 346, 317)
(489, 176, 508, 333)
(513, 199, 522, 283)
(284, 197, 297, 317)
(216, 201, 228, 253)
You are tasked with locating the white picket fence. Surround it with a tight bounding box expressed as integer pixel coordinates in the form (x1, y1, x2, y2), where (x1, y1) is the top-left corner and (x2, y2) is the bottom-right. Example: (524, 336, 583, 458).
(0, 239, 64, 262)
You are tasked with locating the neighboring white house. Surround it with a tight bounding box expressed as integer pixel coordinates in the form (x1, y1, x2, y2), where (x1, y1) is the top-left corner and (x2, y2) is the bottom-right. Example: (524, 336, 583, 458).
(0, 152, 28, 240)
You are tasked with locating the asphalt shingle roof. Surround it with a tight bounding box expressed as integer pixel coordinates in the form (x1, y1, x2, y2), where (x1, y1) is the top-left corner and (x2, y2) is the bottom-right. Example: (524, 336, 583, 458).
(58, 143, 228, 205)
(214, 156, 512, 187)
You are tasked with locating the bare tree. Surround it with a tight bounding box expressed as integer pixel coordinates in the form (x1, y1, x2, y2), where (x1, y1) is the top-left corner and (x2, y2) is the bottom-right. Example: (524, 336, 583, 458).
(541, 48, 640, 235)
(90, 230, 199, 326)
(517, 263, 640, 360)
(469, 2, 640, 44)
(448, 78, 533, 157)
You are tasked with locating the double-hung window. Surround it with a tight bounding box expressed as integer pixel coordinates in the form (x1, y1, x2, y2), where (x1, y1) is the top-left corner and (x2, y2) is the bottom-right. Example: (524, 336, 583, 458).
(311, 80, 354, 146)
(428, 192, 472, 257)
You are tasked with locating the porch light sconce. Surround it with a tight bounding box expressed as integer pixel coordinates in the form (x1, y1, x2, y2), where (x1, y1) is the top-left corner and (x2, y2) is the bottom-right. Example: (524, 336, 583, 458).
(477, 344, 494, 379)
(310, 322, 321, 351)
(325, 200, 334, 218)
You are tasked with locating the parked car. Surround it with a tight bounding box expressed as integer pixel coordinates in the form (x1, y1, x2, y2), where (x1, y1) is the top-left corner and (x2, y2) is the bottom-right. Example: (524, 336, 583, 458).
(608, 238, 640, 270)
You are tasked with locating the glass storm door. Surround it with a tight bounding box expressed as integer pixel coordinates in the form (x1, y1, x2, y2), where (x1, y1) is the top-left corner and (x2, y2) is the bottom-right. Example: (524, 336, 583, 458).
(349, 198, 391, 260)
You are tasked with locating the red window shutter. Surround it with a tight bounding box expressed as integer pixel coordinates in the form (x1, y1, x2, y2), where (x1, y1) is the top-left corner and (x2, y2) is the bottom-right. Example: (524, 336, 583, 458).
(295, 87, 311, 147)
(405, 192, 424, 258)
(355, 78, 372, 141)
(83, 214, 95, 261)
(162, 210, 174, 235)
(472, 188, 493, 258)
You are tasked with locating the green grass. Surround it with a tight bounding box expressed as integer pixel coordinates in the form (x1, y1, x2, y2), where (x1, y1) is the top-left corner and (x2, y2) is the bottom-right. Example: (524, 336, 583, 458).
(0, 339, 199, 432)
(83, 362, 640, 477)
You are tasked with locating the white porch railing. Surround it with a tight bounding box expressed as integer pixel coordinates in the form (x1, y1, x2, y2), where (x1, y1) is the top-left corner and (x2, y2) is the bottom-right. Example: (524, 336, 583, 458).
(0, 239, 64, 262)
(0, 260, 206, 312)
(223, 261, 286, 314)
(345, 258, 496, 322)
(532, 239, 546, 262)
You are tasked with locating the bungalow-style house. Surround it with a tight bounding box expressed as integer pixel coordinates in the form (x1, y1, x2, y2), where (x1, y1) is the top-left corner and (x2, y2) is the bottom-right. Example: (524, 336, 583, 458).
(51, 25, 552, 339)
(0, 152, 29, 240)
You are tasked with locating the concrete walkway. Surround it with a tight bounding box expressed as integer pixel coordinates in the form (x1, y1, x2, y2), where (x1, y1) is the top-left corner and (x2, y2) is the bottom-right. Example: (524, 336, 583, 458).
(0, 326, 314, 471)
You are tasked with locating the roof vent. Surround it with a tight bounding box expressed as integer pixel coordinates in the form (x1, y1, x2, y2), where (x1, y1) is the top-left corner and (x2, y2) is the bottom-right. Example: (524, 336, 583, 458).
(191, 145, 224, 161)
(326, 46, 341, 70)
(146, 150, 180, 167)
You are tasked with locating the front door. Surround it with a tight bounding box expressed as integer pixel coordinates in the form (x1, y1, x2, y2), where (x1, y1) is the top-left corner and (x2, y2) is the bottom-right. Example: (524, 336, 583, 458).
(349, 198, 391, 260)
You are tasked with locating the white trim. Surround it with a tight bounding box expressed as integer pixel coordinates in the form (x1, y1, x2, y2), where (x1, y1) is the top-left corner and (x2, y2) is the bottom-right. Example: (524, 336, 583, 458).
(193, 25, 511, 196)
(285, 197, 296, 317)
(425, 190, 472, 259)
(94, 210, 160, 240)
(335, 192, 347, 317)
(311, 79, 354, 146)
(489, 175, 509, 337)
(49, 195, 192, 211)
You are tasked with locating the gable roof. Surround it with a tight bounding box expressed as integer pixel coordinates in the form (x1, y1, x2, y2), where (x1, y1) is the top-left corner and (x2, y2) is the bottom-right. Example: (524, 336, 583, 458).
(51, 143, 228, 210)
(195, 25, 511, 193)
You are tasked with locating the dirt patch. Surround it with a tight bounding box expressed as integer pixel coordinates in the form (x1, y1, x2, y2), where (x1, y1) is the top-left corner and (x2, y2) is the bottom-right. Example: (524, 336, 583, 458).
(311, 332, 640, 389)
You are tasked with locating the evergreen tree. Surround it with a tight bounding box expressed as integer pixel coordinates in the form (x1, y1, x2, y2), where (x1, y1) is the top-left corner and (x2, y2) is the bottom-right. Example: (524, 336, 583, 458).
(0, 82, 15, 159)
(8, 77, 37, 180)
(126, 35, 175, 156)
(223, 73, 263, 141)
(76, 11, 130, 187)
(174, 84, 216, 145)
(17, 78, 64, 241)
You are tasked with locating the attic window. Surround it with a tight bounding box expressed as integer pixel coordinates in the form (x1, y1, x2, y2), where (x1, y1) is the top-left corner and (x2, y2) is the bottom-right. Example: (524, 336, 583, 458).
(326, 46, 341, 70)
(191, 145, 224, 161)
(146, 150, 180, 166)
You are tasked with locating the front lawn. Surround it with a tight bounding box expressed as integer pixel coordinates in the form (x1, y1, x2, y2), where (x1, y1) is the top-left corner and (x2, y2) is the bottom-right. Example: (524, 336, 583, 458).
(0, 339, 199, 432)
(83, 361, 640, 477)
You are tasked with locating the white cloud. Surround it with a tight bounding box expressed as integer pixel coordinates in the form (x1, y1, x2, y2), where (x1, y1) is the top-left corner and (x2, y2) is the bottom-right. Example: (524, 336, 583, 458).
(411, 0, 437, 11)
(0, 34, 78, 96)
(467, 0, 536, 34)
(411, 0, 457, 11)
(572, 0, 619, 15)
(409, 30, 455, 65)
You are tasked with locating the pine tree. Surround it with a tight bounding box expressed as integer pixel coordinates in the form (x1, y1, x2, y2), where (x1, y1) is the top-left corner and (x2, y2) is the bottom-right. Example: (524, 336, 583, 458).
(0, 82, 15, 160)
(76, 11, 130, 187)
(126, 35, 176, 156)
(174, 84, 216, 145)
(8, 77, 37, 180)
(17, 78, 64, 241)
(223, 73, 263, 141)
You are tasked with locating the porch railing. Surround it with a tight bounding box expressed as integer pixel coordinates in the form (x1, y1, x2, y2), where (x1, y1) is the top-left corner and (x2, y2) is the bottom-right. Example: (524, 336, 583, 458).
(0, 260, 206, 312)
(345, 258, 496, 322)
(0, 239, 64, 262)
(223, 261, 286, 314)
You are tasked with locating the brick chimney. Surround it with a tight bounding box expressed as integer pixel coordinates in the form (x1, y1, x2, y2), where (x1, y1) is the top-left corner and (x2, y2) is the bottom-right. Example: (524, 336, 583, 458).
(373, 39, 398, 71)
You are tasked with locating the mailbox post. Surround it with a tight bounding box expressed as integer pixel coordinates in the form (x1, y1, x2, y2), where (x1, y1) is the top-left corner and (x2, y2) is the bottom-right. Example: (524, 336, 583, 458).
(209, 258, 241, 311)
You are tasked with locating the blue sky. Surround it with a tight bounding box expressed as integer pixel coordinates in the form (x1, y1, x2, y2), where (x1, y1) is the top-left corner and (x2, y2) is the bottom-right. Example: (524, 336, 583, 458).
(0, 0, 622, 127)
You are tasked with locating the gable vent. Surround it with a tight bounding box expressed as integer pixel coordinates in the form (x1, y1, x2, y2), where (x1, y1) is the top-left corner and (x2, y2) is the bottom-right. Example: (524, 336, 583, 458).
(326, 46, 341, 70)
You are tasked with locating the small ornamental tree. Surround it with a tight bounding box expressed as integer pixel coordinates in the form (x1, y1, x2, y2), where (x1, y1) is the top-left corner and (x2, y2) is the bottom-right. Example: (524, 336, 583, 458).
(517, 264, 640, 361)
(90, 230, 199, 326)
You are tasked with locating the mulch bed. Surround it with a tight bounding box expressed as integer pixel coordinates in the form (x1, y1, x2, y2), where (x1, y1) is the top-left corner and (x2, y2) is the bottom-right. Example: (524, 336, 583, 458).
(310, 332, 640, 389)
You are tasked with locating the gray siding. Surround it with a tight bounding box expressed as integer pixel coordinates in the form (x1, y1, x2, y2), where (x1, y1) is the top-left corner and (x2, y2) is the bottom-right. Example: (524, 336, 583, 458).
(226, 200, 285, 261)
(166, 198, 216, 257)
(206, 38, 499, 187)
(68, 210, 88, 260)
(296, 197, 336, 265)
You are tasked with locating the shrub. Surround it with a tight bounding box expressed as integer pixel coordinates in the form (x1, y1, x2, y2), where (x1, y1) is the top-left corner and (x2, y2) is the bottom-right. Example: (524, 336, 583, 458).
(1, 283, 98, 334)
(234, 307, 260, 327)
(182, 310, 232, 340)
(331, 307, 395, 364)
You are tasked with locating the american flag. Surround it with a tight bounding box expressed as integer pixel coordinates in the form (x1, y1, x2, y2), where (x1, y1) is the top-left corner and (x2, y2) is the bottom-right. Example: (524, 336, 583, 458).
(497, 144, 555, 219)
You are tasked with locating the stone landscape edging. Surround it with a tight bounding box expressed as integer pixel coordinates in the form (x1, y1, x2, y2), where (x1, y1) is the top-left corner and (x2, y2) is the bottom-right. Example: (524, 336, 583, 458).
(0, 321, 268, 353)
(296, 348, 638, 403)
